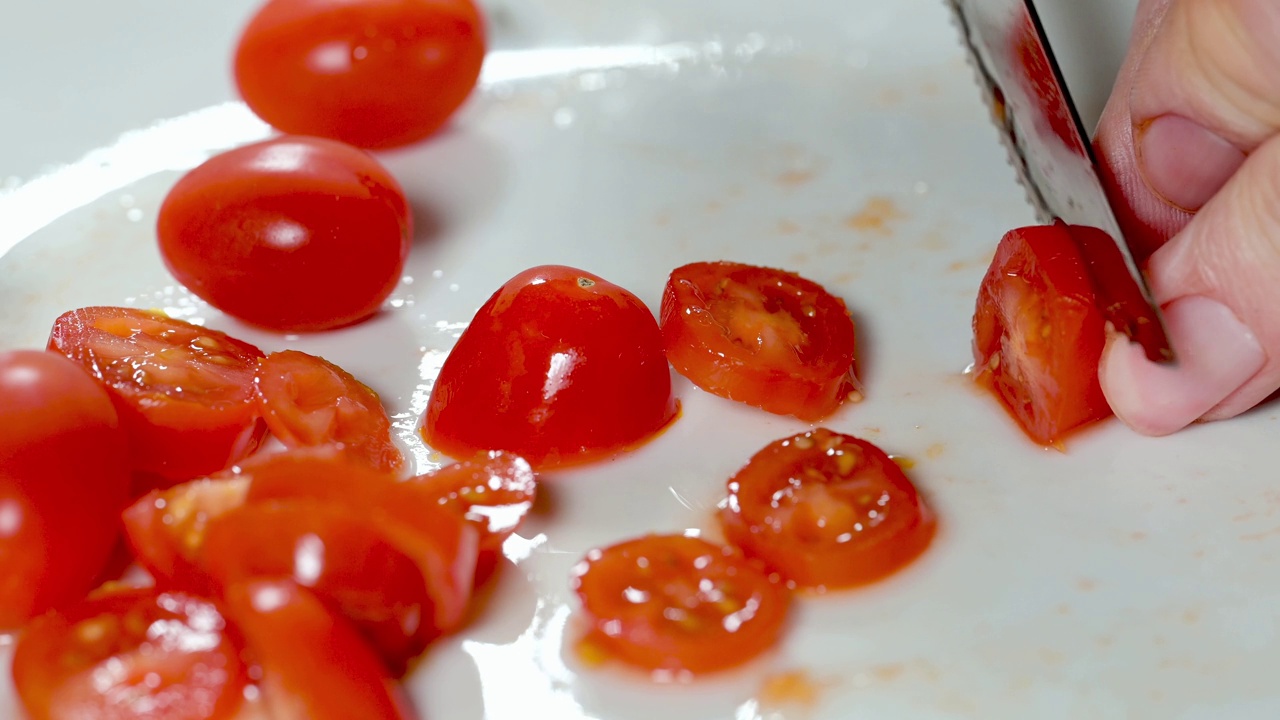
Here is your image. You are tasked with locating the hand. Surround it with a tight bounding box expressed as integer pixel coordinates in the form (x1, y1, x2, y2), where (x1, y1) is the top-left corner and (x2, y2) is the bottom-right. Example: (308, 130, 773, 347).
(1093, 0, 1280, 435)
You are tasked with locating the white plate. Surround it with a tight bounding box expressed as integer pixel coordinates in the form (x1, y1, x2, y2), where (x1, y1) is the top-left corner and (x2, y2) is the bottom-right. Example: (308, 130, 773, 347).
(5, 1, 1278, 719)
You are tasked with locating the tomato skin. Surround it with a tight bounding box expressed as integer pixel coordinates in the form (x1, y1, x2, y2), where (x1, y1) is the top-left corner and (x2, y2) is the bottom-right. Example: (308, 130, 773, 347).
(971, 225, 1112, 445)
(660, 261, 859, 422)
(48, 307, 268, 485)
(234, 0, 486, 149)
(12, 587, 249, 720)
(422, 265, 678, 470)
(572, 534, 789, 675)
(718, 429, 935, 590)
(156, 136, 412, 332)
(254, 350, 404, 473)
(0, 350, 131, 629)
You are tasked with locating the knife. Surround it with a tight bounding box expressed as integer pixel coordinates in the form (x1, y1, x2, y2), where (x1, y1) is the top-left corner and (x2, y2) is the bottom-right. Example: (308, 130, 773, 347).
(946, 0, 1175, 364)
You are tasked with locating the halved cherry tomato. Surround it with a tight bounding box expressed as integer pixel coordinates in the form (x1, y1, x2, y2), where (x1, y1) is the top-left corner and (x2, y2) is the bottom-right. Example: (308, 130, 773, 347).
(156, 136, 412, 332)
(0, 350, 131, 629)
(718, 428, 935, 590)
(572, 534, 789, 675)
(972, 225, 1112, 445)
(223, 580, 414, 720)
(12, 587, 249, 720)
(234, 0, 486, 150)
(48, 307, 267, 487)
(422, 265, 678, 469)
(660, 261, 860, 421)
(254, 350, 403, 473)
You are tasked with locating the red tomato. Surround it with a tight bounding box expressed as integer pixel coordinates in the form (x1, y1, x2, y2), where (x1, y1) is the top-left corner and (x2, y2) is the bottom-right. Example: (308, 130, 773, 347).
(156, 136, 412, 332)
(48, 307, 267, 486)
(223, 580, 414, 720)
(572, 534, 789, 675)
(659, 261, 860, 422)
(421, 265, 678, 469)
(972, 225, 1112, 445)
(254, 350, 404, 473)
(0, 350, 131, 629)
(12, 587, 249, 720)
(234, 0, 486, 149)
(718, 428, 935, 590)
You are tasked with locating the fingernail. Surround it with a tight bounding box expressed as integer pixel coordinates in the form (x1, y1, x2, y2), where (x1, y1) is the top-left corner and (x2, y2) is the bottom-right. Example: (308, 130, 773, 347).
(1136, 115, 1244, 212)
(1100, 295, 1265, 436)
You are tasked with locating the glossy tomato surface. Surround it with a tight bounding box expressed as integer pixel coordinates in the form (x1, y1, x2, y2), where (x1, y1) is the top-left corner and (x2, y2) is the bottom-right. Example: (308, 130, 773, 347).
(0, 350, 131, 629)
(157, 136, 412, 332)
(48, 307, 267, 486)
(422, 265, 678, 469)
(572, 534, 789, 675)
(972, 225, 1112, 445)
(234, 0, 486, 149)
(254, 350, 404, 473)
(660, 261, 859, 422)
(12, 588, 249, 720)
(719, 428, 935, 590)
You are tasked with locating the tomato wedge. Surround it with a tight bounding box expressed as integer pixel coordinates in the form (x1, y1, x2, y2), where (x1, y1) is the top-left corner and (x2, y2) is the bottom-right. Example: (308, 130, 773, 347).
(971, 225, 1112, 445)
(47, 307, 268, 486)
(718, 428, 935, 590)
(254, 350, 403, 473)
(12, 587, 249, 720)
(572, 534, 789, 675)
(659, 261, 860, 421)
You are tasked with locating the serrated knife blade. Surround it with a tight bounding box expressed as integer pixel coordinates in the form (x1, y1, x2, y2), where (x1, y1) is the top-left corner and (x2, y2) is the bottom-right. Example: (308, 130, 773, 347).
(947, 0, 1175, 364)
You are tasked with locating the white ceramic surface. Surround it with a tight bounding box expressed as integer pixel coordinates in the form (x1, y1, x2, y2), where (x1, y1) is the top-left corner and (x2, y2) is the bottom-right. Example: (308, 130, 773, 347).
(5, 1, 1279, 719)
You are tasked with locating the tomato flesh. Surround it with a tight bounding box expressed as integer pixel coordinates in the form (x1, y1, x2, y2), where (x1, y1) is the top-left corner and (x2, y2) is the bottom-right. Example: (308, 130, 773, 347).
(972, 225, 1112, 445)
(572, 534, 789, 675)
(422, 265, 678, 470)
(660, 261, 859, 421)
(719, 428, 935, 590)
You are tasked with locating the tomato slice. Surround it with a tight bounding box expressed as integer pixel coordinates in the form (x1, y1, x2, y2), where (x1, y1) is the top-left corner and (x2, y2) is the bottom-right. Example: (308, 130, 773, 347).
(254, 350, 404, 473)
(223, 580, 413, 720)
(421, 265, 678, 470)
(971, 225, 1112, 445)
(12, 587, 249, 720)
(572, 534, 789, 675)
(718, 428, 935, 590)
(47, 307, 268, 486)
(659, 261, 860, 421)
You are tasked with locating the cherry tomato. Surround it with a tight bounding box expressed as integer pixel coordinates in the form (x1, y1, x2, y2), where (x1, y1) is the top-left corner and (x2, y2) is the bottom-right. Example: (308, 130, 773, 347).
(422, 265, 678, 469)
(718, 428, 935, 590)
(234, 0, 487, 149)
(572, 534, 789, 675)
(660, 261, 860, 422)
(12, 587, 249, 720)
(156, 136, 412, 332)
(0, 350, 131, 629)
(254, 350, 404, 473)
(972, 225, 1112, 445)
(223, 580, 414, 720)
(48, 307, 267, 486)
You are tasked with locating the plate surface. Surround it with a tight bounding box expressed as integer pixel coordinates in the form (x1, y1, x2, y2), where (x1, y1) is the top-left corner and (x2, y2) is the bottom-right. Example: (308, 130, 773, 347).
(3, 1, 1278, 719)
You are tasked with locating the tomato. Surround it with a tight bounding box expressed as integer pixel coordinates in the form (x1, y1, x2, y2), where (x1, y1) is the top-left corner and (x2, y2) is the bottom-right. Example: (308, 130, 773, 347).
(156, 136, 412, 332)
(48, 307, 267, 486)
(718, 429, 935, 590)
(659, 261, 860, 422)
(12, 587, 249, 720)
(971, 224, 1112, 445)
(0, 350, 131, 629)
(571, 534, 789, 675)
(408, 451, 536, 585)
(254, 350, 403, 473)
(234, 0, 486, 149)
(223, 580, 414, 720)
(422, 265, 678, 469)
